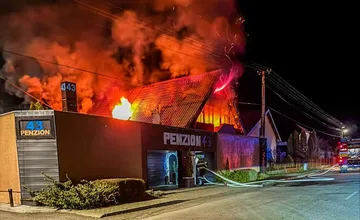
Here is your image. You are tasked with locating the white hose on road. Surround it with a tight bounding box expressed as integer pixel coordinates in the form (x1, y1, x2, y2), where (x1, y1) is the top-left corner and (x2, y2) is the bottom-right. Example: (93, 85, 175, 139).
(204, 168, 263, 188)
(203, 165, 337, 187)
(306, 164, 338, 177)
(203, 175, 261, 188)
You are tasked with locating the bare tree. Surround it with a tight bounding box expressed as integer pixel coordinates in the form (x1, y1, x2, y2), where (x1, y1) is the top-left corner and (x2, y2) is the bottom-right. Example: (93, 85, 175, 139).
(318, 138, 333, 158)
(287, 133, 294, 157)
(293, 130, 300, 159)
(308, 131, 320, 159)
(296, 130, 308, 160)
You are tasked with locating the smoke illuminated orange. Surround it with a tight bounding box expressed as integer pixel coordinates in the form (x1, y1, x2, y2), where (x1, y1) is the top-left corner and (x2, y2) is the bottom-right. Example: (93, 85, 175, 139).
(112, 97, 133, 120)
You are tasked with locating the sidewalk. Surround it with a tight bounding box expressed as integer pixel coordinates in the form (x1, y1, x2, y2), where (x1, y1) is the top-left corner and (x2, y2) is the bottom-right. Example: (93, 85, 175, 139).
(0, 169, 334, 219)
(0, 185, 251, 219)
(0, 203, 57, 214)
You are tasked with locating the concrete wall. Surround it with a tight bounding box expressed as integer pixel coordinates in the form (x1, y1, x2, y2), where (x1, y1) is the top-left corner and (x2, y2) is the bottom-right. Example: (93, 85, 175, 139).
(0, 113, 21, 204)
(54, 111, 143, 183)
(248, 116, 277, 161)
(217, 134, 259, 171)
(14, 110, 59, 201)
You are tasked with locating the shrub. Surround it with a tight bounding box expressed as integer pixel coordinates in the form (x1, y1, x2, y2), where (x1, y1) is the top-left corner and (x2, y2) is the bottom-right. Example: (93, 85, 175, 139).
(216, 169, 258, 183)
(25, 172, 146, 210)
(93, 178, 146, 203)
(257, 173, 270, 180)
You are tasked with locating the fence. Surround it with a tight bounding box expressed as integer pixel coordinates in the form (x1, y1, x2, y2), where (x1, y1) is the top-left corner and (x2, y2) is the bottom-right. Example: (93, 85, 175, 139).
(307, 157, 337, 169)
(269, 157, 337, 171)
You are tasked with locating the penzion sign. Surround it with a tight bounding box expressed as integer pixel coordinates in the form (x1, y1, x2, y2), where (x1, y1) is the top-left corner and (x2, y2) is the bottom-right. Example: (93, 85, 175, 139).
(163, 132, 212, 147)
(18, 119, 54, 139)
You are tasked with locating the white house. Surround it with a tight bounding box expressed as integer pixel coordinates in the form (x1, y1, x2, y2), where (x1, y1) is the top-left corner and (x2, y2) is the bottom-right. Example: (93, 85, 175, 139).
(241, 109, 282, 161)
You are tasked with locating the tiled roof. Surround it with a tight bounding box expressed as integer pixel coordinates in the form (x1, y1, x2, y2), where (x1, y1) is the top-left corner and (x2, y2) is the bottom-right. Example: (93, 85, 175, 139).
(128, 70, 222, 127)
(90, 70, 222, 128)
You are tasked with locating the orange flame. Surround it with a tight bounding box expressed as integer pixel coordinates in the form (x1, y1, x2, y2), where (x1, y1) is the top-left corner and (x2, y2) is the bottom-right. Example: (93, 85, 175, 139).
(112, 97, 133, 120)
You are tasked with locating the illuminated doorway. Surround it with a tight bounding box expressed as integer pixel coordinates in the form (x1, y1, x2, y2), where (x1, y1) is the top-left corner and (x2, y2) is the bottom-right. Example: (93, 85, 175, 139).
(147, 150, 178, 188)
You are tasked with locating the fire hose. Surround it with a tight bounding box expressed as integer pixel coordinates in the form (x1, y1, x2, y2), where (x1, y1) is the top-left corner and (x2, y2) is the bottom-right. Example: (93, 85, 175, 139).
(203, 165, 337, 188)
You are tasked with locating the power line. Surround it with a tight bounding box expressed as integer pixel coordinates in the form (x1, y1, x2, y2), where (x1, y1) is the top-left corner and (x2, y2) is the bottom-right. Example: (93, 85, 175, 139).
(0, 75, 52, 109)
(266, 78, 341, 131)
(267, 75, 342, 129)
(0, 61, 342, 138)
(268, 72, 343, 127)
(101, 0, 218, 53)
(267, 106, 340, 138)
(0, 49, 138, 85)
(268, 70, 343, 127)
(244, 62, 343, 128)
(237, 101, 340, 138)
(73, 0, 224, 60)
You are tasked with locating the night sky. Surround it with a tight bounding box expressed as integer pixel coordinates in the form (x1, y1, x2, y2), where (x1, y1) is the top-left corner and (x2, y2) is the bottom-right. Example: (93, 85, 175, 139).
(237, 1, 359, 138)
(0, 1, 358, 138)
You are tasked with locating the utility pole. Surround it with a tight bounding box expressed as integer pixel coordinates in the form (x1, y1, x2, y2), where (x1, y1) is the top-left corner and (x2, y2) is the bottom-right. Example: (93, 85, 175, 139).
(260, 70, 266, 138)
(259, 69, 271, 137)
(258, 68, 271, 173)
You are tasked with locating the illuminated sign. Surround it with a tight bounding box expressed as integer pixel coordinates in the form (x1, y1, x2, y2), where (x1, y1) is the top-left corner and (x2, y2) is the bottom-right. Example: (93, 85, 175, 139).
(61, 82, 76, 92)
(18, 119, 54, 139)
(163, 132, 211, 147)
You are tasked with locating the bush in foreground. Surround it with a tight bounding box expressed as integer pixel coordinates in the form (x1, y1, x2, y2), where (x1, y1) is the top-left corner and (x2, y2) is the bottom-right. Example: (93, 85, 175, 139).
(25, 172, 147, 210)
(216, 169, 258, 183)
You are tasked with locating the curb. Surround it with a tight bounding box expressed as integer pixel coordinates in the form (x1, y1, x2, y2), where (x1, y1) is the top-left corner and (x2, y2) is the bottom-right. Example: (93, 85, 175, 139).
(0, 204, 58, 214)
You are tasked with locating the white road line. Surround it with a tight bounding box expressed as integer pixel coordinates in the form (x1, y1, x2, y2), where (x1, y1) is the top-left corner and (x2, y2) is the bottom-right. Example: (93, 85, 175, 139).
(345, 191, 359, 201)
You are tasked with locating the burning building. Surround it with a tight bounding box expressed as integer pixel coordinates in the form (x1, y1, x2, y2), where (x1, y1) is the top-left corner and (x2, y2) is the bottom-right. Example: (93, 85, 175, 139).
(0, 69, 264, 205)
(91, 69, 244, 133)
(0, 1, 263, 205)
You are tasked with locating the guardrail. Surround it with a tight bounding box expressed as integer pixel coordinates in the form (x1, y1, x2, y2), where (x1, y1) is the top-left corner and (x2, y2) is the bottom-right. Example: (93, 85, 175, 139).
(0, 189, 21, 207)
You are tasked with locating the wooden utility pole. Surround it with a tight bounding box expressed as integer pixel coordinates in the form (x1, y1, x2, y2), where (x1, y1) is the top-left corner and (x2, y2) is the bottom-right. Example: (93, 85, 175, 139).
(259, 68, 271, 173)
(259, 69, 271, 137)
(260, 70, 266, 138)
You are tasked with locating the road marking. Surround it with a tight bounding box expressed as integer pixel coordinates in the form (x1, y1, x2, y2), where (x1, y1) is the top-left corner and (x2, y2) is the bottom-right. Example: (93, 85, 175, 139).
(345, 191, 359, 201)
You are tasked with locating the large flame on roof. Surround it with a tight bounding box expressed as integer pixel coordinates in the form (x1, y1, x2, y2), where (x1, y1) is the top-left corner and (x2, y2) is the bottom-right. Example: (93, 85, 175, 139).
(214, 66, 241, 93)
(112, 97, 133, 120)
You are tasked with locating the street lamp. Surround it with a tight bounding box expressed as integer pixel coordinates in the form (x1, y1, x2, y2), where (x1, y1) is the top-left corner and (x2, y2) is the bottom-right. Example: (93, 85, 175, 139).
(342, 128, 349, 138)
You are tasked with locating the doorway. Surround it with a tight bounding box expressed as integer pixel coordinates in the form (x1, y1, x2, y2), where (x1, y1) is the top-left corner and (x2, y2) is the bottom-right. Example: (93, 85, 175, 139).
(193, 152, 215, 185)
(147, 150, 178, 188)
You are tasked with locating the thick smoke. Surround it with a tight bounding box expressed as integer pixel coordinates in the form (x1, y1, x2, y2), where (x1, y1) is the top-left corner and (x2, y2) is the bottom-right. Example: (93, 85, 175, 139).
(0, 0, 245, 113)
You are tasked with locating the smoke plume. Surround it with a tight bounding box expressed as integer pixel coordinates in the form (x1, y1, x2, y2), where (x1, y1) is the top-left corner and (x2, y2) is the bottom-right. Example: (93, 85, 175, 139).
(0, 0, 245, 113)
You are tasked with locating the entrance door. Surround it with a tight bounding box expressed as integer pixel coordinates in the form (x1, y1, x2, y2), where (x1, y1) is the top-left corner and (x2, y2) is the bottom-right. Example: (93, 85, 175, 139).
(147, 150, 178, 188)
(168, 154, 178, 185)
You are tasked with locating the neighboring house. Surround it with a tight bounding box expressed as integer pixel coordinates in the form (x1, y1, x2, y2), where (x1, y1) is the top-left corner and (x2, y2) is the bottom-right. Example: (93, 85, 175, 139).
(240, 109, 282, 161)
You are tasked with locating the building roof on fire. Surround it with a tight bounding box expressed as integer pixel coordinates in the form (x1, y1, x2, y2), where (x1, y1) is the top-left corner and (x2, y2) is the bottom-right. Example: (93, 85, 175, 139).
(90, 70, 222, 128)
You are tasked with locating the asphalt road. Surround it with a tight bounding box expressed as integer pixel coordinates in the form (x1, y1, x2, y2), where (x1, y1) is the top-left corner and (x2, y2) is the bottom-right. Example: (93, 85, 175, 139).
(145, 172, 360, 220)
(1, 171, 359, 220)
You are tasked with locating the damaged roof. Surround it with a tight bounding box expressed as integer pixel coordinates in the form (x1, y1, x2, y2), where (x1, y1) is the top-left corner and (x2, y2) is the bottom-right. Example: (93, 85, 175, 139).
(90, 70, 222, 128)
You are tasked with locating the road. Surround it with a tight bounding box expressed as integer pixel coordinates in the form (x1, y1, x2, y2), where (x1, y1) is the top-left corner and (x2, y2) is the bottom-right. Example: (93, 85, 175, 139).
(0, 171, 359, 220)
(145, 172, 360, 220)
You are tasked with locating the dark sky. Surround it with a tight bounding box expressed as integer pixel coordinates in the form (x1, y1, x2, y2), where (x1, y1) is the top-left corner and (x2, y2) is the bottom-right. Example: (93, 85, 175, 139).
(0, 1, 358, 137)
(237, 1, 359, 137)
